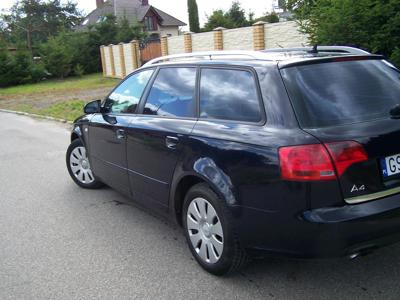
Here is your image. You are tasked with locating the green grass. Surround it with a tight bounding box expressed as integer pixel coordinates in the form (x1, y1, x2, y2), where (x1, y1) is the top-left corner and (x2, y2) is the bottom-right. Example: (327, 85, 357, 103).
(13, 99, 86, 121)
(0, 73, 121, 121)
(0, 73, 119, 96)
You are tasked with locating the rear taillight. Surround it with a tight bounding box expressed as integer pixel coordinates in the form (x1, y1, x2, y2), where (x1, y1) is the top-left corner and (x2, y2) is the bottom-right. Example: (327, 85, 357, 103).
(279, 144, 336, 181)
(279, 141, 368, 181)
(324, 141, 368, 177)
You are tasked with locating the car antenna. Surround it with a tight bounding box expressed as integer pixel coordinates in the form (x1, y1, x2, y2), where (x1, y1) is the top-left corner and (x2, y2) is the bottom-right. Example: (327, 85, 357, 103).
(309, 44, 318, 54)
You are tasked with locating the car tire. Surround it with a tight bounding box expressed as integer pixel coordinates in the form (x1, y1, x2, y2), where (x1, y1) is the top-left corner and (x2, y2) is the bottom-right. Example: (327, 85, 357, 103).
(66, 139, 103, 189)
(182, 183, 248, 275)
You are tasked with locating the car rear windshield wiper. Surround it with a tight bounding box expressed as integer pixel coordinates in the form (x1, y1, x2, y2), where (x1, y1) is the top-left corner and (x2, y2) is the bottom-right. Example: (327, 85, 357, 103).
(390, 104, 400, 119)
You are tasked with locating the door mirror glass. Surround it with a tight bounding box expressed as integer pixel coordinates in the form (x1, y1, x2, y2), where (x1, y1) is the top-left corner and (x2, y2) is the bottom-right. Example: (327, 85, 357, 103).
(84, 100, 101, 114)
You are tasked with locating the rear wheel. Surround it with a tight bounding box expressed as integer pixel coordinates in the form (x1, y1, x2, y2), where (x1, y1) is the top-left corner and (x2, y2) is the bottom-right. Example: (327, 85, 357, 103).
(182, 183, 248, 275)
(66, 139, 103, 189)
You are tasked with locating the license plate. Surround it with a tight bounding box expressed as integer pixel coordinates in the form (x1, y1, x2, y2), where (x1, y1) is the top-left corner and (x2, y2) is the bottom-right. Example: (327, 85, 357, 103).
(381, 154, 400, 178)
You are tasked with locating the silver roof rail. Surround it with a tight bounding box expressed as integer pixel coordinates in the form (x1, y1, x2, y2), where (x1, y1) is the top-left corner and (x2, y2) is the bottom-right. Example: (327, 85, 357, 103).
(143, 47, 371, 67)
(143, 50, 269, 66)
(263, 46, 370, 55)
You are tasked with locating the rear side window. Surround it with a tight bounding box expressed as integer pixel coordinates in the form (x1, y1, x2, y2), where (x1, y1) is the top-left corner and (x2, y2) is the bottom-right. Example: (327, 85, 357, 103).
(199, 68, 262, 123)
(281, 60, 400, 128)
(105, 69, 153, 113)
(143, 67, 196, 118)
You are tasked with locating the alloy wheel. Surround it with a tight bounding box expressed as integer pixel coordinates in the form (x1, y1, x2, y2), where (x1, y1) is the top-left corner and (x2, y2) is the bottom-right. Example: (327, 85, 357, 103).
(186, 197, 224, 264)
(69, 146, 95, 184)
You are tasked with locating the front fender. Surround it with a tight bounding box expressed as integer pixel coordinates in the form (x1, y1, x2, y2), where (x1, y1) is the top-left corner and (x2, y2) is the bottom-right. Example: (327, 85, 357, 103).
(70, 114, 92, 147)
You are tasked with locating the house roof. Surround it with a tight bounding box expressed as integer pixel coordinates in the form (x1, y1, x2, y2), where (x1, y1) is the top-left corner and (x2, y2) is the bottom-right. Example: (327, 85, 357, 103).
(80, 1, 186, 28)
(152, 7, 186, 26)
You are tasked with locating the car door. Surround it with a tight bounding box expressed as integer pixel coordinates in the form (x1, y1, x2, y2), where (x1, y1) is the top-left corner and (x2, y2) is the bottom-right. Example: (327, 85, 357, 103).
(126, 67, 198, 209)
(88, 69, 155, 194)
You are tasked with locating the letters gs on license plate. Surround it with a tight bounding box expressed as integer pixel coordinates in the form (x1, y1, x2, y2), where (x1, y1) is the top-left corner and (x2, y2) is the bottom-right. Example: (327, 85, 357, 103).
(381, 154, 400, 178)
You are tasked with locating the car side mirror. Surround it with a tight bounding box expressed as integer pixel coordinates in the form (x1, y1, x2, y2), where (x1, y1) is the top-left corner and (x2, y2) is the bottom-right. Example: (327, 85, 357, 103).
(84, 100, 101, 114)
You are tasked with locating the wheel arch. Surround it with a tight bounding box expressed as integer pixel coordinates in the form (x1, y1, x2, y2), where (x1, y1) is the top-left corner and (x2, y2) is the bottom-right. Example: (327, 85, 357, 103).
(171, 174, 204, 226)
(71, 132, 79, 142)
(170, 157, 238, 227)
(70, 125, 88, 148)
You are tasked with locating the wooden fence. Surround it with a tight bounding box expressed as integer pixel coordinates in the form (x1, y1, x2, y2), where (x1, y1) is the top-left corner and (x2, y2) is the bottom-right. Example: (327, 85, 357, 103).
(100, 21, 309, 79)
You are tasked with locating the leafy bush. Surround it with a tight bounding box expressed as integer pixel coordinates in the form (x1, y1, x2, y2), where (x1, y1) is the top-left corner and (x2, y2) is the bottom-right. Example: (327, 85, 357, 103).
(291, 0, 400, 65)
(73, 64, 85, 77)
(390, 48, 400, 68)
(40, 33, 74, 78)
(0, 44, 46, 87)
(0, 46, 16, 87)
(28, 62, 47, 83)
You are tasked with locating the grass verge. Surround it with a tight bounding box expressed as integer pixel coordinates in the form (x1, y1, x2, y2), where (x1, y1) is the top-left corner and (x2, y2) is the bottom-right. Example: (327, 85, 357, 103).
(0, 73, 121, 121)
(10, 99, 87, 121)
(0, 73, 119, 97)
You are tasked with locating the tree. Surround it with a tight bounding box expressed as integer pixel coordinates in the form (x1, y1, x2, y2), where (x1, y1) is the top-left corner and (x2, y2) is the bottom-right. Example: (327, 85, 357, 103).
(187, 0, 200, 33)
(203, 10, 233, 31)
(0, 43, 16, 87)
(226, 1, 249, 28)
(117, 17, 146, 43)
(278, 0, 288, 11)
(0, 41, 45, 86)
(202, 2, 250, 31)
(0, 0, 83, 55)
(290, 0, 400, 66)
(40, 32, 74, 78)
(254, 12, 280, 24)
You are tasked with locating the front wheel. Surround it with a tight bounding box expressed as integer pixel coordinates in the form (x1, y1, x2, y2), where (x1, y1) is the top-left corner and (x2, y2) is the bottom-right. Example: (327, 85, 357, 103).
(182, 183, 248, 275)
(66, 139, 103, 189)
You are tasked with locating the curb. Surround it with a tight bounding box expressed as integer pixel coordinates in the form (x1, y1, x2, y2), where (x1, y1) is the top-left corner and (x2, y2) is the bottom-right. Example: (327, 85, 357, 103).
(0, 108, 73, 124)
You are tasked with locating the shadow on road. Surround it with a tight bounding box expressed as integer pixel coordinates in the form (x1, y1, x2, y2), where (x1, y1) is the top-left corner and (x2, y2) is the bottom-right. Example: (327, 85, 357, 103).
(65, 184, 400, 298)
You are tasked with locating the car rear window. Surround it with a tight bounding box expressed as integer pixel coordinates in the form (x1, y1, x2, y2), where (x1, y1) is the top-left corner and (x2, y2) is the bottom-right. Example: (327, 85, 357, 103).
(281, 59, 400, 128)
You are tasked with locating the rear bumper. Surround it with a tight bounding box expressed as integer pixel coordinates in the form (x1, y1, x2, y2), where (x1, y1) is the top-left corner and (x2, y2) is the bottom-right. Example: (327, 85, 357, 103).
(235, 192, 400, 258)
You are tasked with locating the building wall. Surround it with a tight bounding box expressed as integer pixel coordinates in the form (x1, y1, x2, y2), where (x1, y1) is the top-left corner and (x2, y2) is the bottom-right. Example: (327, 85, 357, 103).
(104, 47, 113, 77)
(158, 26, 179, 37)
(264, 22, 309, 49)
(100, 21, 310, 78)
(192, 32, 214, 52)
(223, 27, 253, 50)
(123, 43, 134, 74)
(112, 44, 122, 77)
(167, 35, 185, 55)
(164, 21, 308, 54)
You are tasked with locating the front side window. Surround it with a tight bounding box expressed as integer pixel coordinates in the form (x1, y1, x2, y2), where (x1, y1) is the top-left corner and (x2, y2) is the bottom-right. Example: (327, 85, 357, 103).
(104, 69, 154, 114)
(199, 68, 262, 123)
(143, 68, 197, 118)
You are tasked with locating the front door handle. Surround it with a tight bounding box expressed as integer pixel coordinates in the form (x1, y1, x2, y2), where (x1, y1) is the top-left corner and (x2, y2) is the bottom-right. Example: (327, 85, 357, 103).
(165, 136, 179, 149)
(116, 129, 125, 139)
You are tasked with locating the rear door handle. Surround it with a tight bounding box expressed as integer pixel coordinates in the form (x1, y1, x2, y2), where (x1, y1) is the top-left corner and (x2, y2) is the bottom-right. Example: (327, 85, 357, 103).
(116, 129, 125, 139)
(165, 136, 179, 149)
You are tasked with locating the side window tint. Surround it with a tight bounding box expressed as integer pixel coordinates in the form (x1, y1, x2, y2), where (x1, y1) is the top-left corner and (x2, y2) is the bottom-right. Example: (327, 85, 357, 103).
(143, 68, 196, 118)
(200, 68, 262, 122)
(104, 69, 154, 113)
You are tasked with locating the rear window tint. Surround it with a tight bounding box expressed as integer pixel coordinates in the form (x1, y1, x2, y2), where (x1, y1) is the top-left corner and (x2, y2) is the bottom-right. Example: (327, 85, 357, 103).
(199, 68, 262, 123)
(281, 60, 400, 128)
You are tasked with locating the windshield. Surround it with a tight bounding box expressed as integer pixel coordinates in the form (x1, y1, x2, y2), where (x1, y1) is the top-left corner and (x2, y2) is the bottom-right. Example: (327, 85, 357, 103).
(281, 59, 400, 128)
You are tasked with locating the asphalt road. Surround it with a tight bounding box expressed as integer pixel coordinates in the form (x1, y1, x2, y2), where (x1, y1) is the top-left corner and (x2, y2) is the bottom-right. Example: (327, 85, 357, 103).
(1, 112, 400, 300)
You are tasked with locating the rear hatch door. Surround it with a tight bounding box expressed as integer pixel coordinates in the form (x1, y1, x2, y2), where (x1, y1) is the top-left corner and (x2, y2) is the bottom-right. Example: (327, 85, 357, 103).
(280, 57, 400, 203)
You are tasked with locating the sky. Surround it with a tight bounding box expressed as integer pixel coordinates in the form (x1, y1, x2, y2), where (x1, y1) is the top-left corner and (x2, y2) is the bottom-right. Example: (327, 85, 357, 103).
(0, 0, 276, 29)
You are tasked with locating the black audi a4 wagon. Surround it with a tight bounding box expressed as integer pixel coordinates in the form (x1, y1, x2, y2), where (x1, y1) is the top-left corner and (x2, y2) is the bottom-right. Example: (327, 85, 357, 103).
(66, 47, 400, 275)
